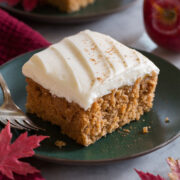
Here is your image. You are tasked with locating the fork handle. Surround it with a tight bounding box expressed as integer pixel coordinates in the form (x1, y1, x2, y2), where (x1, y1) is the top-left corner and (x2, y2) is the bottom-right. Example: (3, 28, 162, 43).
(0, 73, 13, 103)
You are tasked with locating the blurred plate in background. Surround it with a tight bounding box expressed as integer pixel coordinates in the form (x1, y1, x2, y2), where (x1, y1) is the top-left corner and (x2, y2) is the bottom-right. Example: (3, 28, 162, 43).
(0, 0, 137, 23)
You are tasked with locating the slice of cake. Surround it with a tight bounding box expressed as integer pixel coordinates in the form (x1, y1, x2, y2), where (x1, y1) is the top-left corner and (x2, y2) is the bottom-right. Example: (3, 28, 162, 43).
(46, 0, 95, 13)
(22, 30, 159, 146)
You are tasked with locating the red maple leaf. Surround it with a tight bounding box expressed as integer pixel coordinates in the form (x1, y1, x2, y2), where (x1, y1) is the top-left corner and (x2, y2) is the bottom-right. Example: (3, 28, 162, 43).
(0, 122, 48, 180)
(167, 157, 180, 180)
(135, 169, 165, 180)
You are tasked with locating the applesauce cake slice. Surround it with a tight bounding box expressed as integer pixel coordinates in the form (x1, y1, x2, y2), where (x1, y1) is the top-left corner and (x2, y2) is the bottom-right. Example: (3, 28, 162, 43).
(22, 30, 159, 146)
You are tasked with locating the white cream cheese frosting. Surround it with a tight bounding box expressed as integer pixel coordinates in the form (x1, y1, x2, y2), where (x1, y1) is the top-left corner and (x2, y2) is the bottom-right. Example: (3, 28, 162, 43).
(22, 30, 159, 110)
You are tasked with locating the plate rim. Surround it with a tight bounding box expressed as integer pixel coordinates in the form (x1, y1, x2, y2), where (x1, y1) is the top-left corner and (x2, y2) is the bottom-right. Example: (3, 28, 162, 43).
(0, 48, 180, 165)
(0, 0, 137, 23)
(34, 132, 180, 165)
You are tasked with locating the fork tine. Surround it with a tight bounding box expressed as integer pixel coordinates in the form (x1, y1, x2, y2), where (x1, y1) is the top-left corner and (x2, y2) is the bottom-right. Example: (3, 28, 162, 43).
(15, 119, 40, 131)
(0, 118, 25, 130)
(0, 73, 44, 131)
(8, 118, 31, 131)
(15, 119, 38, 131)
(23, 119, 45, 131)
(14, 119, 34, 131)
(9, 122, 24, 130)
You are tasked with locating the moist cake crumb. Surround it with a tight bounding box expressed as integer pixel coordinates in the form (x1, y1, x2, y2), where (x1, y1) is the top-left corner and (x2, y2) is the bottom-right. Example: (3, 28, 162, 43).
(123, 129, 130, 133)
(25, 72, 158, 146)
(165, 117, 169, 123)
(143, 126, 149, 134)
(55, 140, 66, 148)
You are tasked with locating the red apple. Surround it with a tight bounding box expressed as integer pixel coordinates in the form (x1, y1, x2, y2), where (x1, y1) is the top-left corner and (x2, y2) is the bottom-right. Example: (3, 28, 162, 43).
(143, 0, 180, 52)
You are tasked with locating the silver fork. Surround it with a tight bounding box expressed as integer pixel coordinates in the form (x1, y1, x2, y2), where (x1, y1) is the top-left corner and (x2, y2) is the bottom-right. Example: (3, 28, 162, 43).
(0, 73, 44, 131)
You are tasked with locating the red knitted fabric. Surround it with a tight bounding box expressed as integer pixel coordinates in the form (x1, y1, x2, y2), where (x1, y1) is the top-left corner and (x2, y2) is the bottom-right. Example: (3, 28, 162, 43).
(0, 172, 45, 180)
(0, 8, 50, 65)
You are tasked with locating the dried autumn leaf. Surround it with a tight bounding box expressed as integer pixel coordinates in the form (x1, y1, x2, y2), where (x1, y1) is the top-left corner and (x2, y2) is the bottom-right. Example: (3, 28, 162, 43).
(167, 157, 180, 180)
(135, 169, 165, 180)
(0, 122, 48, 180)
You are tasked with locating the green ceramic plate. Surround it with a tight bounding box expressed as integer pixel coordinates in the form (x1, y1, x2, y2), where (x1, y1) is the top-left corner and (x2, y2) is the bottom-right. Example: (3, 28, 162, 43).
(0, 0, 136, 23)
(0, 49, 180, 165)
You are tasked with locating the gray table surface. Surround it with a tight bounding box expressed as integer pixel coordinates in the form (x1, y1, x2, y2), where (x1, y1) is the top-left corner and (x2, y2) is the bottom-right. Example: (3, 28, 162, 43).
(27, 1, 180, 179)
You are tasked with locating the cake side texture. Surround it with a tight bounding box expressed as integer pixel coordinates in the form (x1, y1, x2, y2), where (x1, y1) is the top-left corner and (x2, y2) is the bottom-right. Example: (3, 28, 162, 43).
(25, 71, 158, 146)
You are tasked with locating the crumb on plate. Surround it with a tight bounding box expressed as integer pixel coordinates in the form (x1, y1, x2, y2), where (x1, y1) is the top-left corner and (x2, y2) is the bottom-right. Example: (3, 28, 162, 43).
(143, 126, 149, 134)
(165, 117, 170, 123)
(123, 129, 130, 133)
(55, 140, 66, 148)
